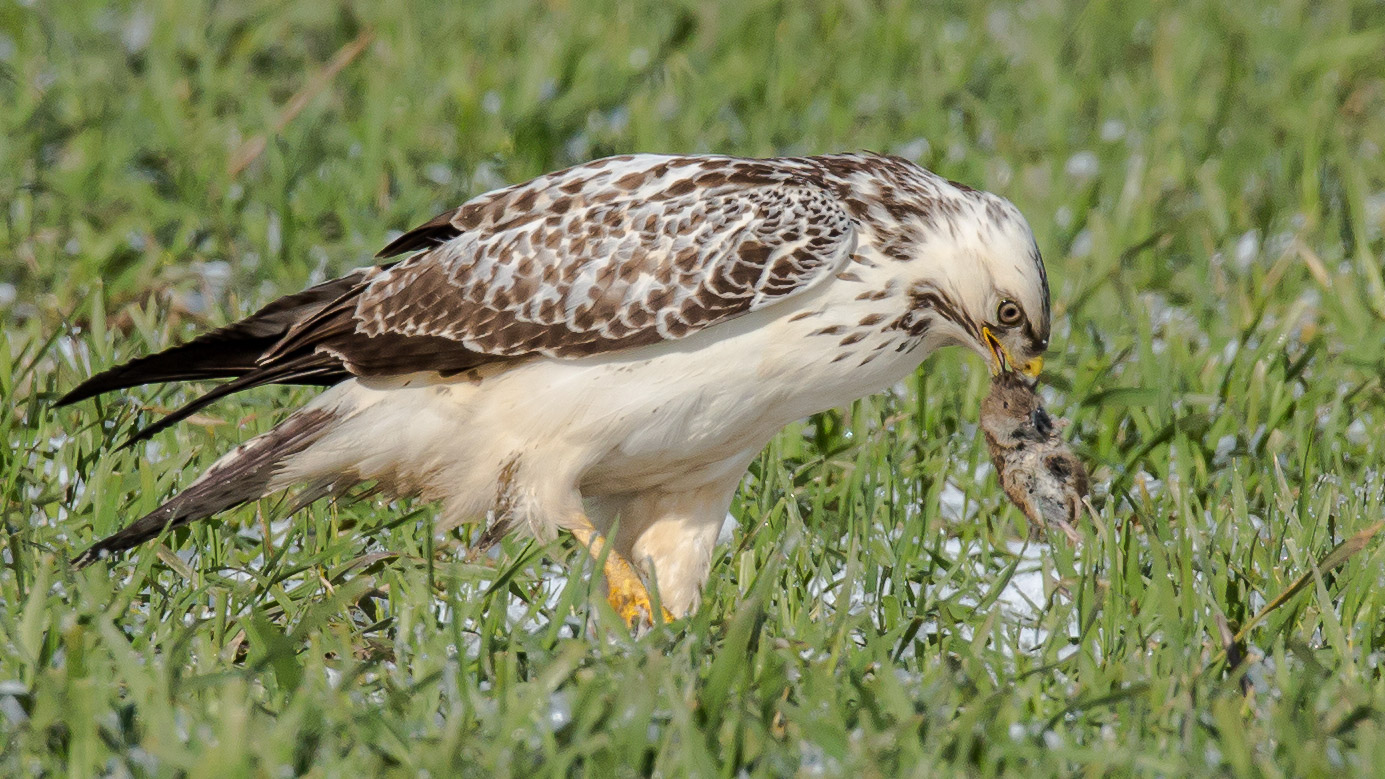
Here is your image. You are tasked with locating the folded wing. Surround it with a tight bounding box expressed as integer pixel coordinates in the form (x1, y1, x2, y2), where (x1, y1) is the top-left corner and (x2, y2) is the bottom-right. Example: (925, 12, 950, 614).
(62, 155, 858, 442)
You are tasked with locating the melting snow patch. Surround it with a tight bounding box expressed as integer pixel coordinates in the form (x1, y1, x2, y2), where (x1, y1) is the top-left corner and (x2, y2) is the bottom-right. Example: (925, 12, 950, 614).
(1064, 151, 1099, 181)
(938, 481, 973, 521)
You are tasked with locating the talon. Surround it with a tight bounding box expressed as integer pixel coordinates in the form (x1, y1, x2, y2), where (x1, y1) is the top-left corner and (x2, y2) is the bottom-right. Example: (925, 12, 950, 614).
(602, 549, 672, 627)
(569, 521, 671, 629)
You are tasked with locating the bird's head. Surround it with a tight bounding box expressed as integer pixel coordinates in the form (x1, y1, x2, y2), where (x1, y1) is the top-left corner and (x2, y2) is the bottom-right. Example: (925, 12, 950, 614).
(899, 184, 1050, 379)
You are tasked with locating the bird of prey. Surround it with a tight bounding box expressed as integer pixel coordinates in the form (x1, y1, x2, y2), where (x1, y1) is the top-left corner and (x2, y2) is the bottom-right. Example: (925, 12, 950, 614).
(61, 152, 1051, 625)
(979, 371, 1087, 542)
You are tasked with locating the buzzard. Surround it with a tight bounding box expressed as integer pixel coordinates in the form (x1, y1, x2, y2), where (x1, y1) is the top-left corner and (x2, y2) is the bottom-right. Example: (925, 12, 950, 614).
(61, 153, 1050, 625)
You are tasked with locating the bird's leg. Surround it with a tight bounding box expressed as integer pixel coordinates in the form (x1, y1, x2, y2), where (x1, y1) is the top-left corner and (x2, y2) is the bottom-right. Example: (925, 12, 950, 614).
(568, 521, 672, 628)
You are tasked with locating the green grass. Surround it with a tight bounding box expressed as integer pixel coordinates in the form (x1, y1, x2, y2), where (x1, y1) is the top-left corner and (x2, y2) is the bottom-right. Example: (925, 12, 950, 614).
(4, 0, 1385, 774)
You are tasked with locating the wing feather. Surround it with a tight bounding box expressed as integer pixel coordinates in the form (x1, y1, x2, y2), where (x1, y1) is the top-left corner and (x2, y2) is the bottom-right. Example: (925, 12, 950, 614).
(62, 155, 860, 438)
(325, 155, 856, 370)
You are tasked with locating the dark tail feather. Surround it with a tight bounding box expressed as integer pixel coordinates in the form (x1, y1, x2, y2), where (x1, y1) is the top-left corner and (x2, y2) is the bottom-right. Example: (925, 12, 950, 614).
(73, 407, 337, 568)
(116, 353, 339, 449)
(55, 269, 388, 407)
(282, 475, 360, 516)
(56, 322, 305, 408)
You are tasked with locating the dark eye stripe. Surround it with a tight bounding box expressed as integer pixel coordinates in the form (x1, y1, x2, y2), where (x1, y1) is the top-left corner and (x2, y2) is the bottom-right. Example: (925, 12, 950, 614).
(905, 282, 982, 342)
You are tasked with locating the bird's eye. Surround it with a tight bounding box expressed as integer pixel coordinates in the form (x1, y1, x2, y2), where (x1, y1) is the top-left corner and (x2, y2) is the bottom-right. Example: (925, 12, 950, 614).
(996, 300, 1023, 327)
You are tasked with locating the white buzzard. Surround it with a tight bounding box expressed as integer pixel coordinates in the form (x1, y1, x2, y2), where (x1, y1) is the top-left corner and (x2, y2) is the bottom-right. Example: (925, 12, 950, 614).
(63, 153, 1050, 624)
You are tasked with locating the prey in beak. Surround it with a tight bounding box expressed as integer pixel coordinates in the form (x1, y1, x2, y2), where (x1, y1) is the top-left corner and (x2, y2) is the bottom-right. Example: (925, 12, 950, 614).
(983, 326, 1043, 378)
(979, 371, 1087, 543)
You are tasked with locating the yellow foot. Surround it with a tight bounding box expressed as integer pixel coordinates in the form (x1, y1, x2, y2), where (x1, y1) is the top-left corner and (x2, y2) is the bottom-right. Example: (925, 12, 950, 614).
(571, 524, 673, 629)
(603, 553, 674, 627)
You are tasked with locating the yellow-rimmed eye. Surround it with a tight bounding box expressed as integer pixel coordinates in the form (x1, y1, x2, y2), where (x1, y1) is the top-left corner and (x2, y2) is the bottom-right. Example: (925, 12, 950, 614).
(996, 300, 1023, 327)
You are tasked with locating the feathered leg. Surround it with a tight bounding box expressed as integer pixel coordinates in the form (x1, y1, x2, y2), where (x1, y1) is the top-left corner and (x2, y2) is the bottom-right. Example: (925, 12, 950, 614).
(568, 519, 673, 628)
(606, 475, 743, 618)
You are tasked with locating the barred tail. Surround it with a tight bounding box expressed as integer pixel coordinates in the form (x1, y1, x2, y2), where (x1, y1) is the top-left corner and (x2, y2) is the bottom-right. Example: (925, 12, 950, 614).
(73, 407, 339, 567)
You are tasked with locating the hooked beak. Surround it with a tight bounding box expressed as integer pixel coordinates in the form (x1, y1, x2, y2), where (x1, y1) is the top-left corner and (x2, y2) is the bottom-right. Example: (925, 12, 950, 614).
(982, 326, 1043, 378)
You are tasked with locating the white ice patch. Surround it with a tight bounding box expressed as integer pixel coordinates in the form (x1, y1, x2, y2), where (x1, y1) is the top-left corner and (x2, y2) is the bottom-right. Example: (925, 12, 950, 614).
(937, 481, 973, 521)
(1064, 151, 1099, 181)
(1100, 119, 1127, 142)
(717, 512, 739, 546)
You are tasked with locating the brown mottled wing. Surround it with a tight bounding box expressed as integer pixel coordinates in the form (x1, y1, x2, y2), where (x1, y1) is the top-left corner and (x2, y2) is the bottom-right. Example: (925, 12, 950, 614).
(277, 155, 857, 373)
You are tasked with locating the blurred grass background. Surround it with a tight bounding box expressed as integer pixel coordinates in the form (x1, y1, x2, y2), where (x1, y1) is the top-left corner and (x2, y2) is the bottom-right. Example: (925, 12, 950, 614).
(4, 0, 1385, 774)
